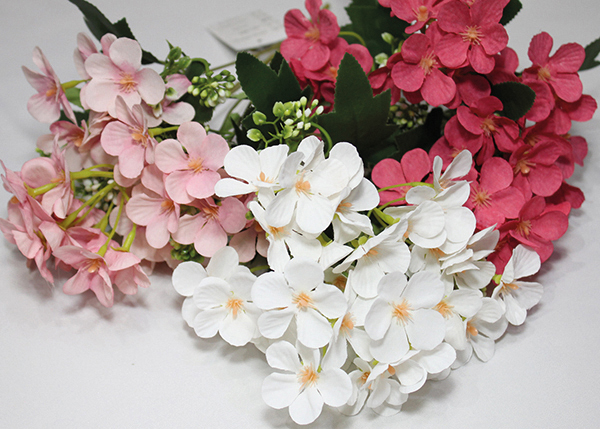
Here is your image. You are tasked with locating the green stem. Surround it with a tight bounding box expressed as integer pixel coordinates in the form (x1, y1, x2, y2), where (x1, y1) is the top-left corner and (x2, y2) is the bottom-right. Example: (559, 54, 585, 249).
(311, 123, 333, 155)
(60, 182, 117, 229)
(250, 265, 270, 273)
(28, 182, 59, 197)
(339, 31, 367, 47)
(98, 195, 124, 257)
(120, 224, 137, 252)
(70, 170, 114, 180)
(379, 197, 406, 210)
(377, 181, 434, 192)
(149, 125, 179, 137)
(61, 79, 87, 90)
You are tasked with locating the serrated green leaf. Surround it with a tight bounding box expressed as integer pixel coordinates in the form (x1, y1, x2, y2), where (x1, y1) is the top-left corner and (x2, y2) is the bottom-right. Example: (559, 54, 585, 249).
(235, 52, 304, 120)
(500, 0, 522, 26)
(580, 37, 600, 71)
(343, 0, 409, 57)
(317, 54, 397, 158)
(68, 0, 159, 64)
(491, 82, 536, 120)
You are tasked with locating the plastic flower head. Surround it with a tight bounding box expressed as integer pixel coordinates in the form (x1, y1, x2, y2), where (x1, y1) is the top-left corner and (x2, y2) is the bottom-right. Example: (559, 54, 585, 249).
(252, 257, 347, 349)
(214, 144, 289, 199)
(280, 0, 340, 71)
(364, 270, 446, 364)
(522, 32, 585, 103)
(262, 340, 352, 425)
(188, 247, 260, 347)
(155, 121, 229, 204)
(381, 0, 451, 34)
(435, 0, 510, 74)
(22, 47, 76, 123)
(264, 136, 350, 235)
(102, 97, 159, 181)
(492, 245, 543, 326)
(83, 37, 165, 116)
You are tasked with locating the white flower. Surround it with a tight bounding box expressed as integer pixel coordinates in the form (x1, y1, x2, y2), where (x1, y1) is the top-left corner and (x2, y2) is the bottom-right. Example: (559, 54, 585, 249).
(262, 341, 352, 425)
(432, 149, 472, 192)
(435, 289, 484, 350)
(492, 245, 543, 325)
(332, 178, 380, 244)
(173, 247, 259, 347)
(252, 258, 347, 348)
(364, 271, 446, 363)
(214, 144, 288, 198)
(265, 136, 349, 235)
(334, 220, 411, 299)
(391, 343, 456, 394)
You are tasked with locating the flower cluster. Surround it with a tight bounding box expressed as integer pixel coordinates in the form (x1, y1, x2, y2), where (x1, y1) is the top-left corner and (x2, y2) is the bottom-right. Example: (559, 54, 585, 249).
(1, 0, 598, 425)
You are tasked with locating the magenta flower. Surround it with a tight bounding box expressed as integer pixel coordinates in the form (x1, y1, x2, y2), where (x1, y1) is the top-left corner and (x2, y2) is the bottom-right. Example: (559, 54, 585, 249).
(100, 97, 158, 180)
(22, 47, 76, 124)
(172, 197, 247, 258)
(83, 37, 165, 116)
(465, 157, 525, 229)
(281, 0, 340, 71)
(392, 32, 456, 106)
(435, 0, 509, 74)
(541, 94, 598, 135)
(522, 32, 585, 103)
(371, 149, 431, 206)
(125, 165, 181, 249)
(383, 0, 451, 34)
(155, 122, 229, 204)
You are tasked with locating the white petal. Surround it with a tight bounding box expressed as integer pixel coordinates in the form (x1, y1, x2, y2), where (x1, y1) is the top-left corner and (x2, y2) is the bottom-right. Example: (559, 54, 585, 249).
(193, 278, 230, 309)
(471, 333, 496, 362)
(181, 296, 200, 327)
(502, 293, 528, 325)
(364, 299, 392, 340)
(289, 385, 323, 425)
(370, 322, 409, 363)
(193, 308, 226, 338)
(172, 261, 207, 296)
(266, 341, 302, 372)
(403, 270, 445, 309)
(443, 207, 476, 243)
(405, 309, 445, 351)
(214, 178, 256, 198)
(223, 144, 261, 181)
(446, 289, 483, 318)
(252, 272, 292, 310)
(395, 359, 426, 387)
(511, 245, 541, 279)
(312, 284, 347, 319)
(296, 308, 333, 348)
(262, 372, 299, 409)
(413, 343, 456, 374)
(284, 257, 323, 292)
(206, 246, 240, 279)
(259, 144, 289, 179)
(366, 378, 391, 409)
(329, 142, 363, 188)
(258, 308, 295, 339)
(512, 281, 543, 310)
(296, 193, 336, 235)
(219, 309, 256, 346)
(317, 368, 353, 407)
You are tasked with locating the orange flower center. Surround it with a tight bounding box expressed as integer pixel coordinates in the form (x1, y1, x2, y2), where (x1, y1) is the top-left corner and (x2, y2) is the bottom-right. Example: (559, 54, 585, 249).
(537, 67, 552, 82)
(294, 175, 311, 196)
(226, 297, 244, 318)
(466, 320, 478, 337)
(516, 220, 532, 237)
(419, 53, 437, 75)
(415, 5, 429, 22)
(514, 157, 534, 175)
(392, 299, 412, 324)
(460, 25, 483, 45)
(298, 364, 319, 389)
(336, 201, 352, 214)
(202, 205, 220, 220)
(119, 72, 137, 93)
(472, 187, 491, 208)
(45, 87, 58, 98)
(339, 313, 355, 336)
(434, 300, 454, 318)
(481, 117, 497, 136)
(87, 259, 102, 273)
(131, 128, 150, 147)
(332, 275, 347, 291)
(267, 225, 286, 239)
(188, 157, 204, 173)
(304, 26, 321, 43)
(257, 171, 274, 183)
(292, 291, 314, 310)
(161, 199, 175, 213)
(51, 170, 66, 184)
(359, 371, 371, 388)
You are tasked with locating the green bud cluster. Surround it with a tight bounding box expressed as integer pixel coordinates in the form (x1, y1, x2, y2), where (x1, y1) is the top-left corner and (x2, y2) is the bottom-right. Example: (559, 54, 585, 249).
(188, 69, 236, 108)
(170, 240, 204, 264)
(162, 44, 192, 77)
(246, 96, 325, 146)
(73, 177, 117, 212)
(389, 98, 429, 131)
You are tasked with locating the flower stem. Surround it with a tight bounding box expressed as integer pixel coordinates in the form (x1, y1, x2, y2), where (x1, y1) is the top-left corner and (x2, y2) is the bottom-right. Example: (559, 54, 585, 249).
(27, 182, 59, 197)
(339, 31, 367, 47)
(61, 79, 87, 90)
(311, 123, 333, 155)
(149, 125, 179, 137)
(60, 181, 117, 229)
(377, 181, 433, 192)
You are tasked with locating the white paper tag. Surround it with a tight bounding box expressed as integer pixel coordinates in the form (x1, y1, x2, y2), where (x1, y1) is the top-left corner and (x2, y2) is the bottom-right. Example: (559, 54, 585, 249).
(208, 10, 286, 52)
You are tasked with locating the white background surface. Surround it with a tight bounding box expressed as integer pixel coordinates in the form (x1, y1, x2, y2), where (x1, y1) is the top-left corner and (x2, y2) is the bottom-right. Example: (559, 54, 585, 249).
(1, 0, 599, 428)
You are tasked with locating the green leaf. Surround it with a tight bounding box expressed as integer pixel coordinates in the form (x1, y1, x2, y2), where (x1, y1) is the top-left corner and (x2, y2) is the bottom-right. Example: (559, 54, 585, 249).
(500, 0, 522, 26)
(317, 54, 397, 158)
(580, 37, 600, 71)
(68, 0, 159, 64)
(235, 52, 304, 121)
(64, 87, 82, 109)
(491, 82, 536, 121)
(343, 0, 409, 56)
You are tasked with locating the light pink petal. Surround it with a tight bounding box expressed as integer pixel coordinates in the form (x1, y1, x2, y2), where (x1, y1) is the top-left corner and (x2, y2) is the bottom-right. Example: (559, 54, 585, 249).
(194, 219, 227, 257)
(136, 68, 166, 105)
(186, 170, 220, 200)
(218, 197, 247, 234)
(27, 93, 61, 123)
(108, 38, 142, 71)
(154, 139, 189, 172)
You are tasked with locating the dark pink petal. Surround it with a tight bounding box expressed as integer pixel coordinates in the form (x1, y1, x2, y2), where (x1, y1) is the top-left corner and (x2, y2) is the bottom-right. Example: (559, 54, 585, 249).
(281, 37, 310, 60)
(471, 0, 509, 26)
(531, 211, 568, 241)
(528, 165, 563, 196)
(569, 136, 588, 166)
(457, 106, 484, 135)
(284, 9, 311, 38)
(549, 43, 585, 73)
(401, 148, 432, 181)
(436, 34, 469, 68)
(437, 1, 470, 34)
(422, 69, 456, 106)
(492, 187, 525, 219)
(474, 203, 506, 229)
(480, 24, 508, 56)
(511, 173, 532, 201)
(306, 0, 322, 23)
(317, 9, 340, 45)
(563, 94, 597, 122)
(468, 44, 495, 74)
(480, 157, 512, 193)
(524, 81, 554, 122)
(550, 73, 583, 103)
(520, 196, 545, 221)
(346, 44, 373, 73)
(528, 32, 553, 65)
(402, 34, 430, 64)
(392, 62, 424, 92)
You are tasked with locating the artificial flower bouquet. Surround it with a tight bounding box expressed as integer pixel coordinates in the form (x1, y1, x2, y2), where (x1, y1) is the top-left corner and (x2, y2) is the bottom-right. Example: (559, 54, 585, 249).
(2, 0, 599, 424)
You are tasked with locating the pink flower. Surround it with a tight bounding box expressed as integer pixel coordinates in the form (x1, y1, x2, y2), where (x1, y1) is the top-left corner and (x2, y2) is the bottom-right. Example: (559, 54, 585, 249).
(435, 0, 509, 74)
(371, 149, 431, 206)
(369, 53, 402, 104)
(522, 32, 585, 103)
(383, 0, 451, 34)
(465, 157, 525, 229)
(83, 37, 165, 116)
(155, 122, 229, 204)
(100, 97, 158, 181)
(22, 47, 76, 123)
(391, 32, 456, 106)
(510, 140, 564, 198)
(172, 197, 247, 258)
(73, 33, 116, 79)
(280, 0, 340, 71)
(125, 165, 180, 249)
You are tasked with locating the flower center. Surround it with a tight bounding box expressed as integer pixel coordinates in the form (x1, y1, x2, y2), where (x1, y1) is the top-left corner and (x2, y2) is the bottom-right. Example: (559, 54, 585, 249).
(480, 117, 497, 136)
(292, 291, 314, 310)
(336, 200, 352, 214)
(537, 66, 552, 82)
(161, 199, 175, 213)
(267, 225, 286, 239)
(304, 26, 321, 43)
(434, 300, 454, 318)
(294, 175, 311, 196)
(257, 171, 274, 183)
(131, 128, 150, 147)
(119, 72, 137, 93)
(387, 365, 396, 376)
(514, 157, 534, 175)
(202, 205, 220, 220)
(188, 157, 204, 173)
(359, 371, 371, 387)
(419, 53, 437, 75)
(298, 364, 319, 389)
(392, 299, 412, 324)
(332, 275, 347, 291)
(51, 170, 66, 184)
(339, 313, 355, 336)
(414, 5, 429, 22)
(516, 220, 532, 237)
(460, 25, 483, 45)
(472, 187, 491, 208)
(87, 259, 102, 273)
(45, 87, 58, 98)
(225, 297, 244, 318)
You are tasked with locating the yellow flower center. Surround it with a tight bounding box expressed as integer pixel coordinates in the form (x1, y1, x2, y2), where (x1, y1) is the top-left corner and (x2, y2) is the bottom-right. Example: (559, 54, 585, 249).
(466, 320, 478, 337)
(537, 67, 552, 82)
(304, 26, 320, 43)
(472, 187, 491, 208)
(339, 313, 355, 336)
(515, 220, 532, 237)
(419, 53, 438, 75)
